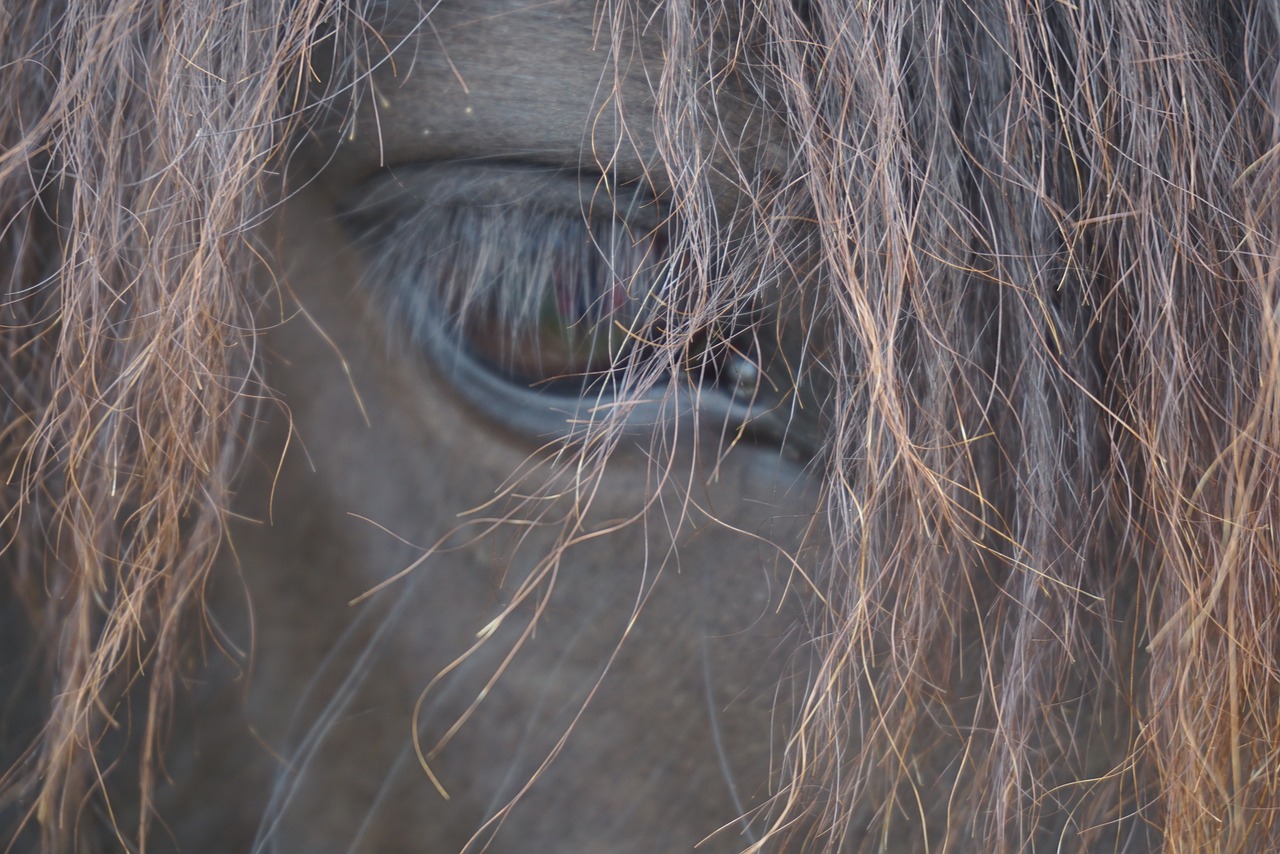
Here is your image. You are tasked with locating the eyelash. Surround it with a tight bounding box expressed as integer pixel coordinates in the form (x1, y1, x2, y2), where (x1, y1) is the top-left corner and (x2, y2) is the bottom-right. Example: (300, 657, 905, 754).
(434, 205, 665, 387)
(347, 173, 668, 396)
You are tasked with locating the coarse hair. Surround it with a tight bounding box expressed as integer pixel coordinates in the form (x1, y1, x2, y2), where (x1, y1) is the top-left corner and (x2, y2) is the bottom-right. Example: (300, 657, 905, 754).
(3, 0, 1280, 851)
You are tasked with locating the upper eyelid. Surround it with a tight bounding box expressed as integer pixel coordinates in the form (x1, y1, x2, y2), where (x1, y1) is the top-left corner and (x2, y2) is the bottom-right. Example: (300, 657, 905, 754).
(337, 161, 664, 233)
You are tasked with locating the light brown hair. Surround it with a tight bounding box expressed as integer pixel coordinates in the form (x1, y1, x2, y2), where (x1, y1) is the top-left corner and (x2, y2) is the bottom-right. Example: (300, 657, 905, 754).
(3, 1, 1280, 851)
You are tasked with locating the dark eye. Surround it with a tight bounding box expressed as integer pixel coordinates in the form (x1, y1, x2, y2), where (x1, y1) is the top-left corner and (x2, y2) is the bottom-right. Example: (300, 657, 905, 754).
(450, 215, 667, 393)
(339, 163, 808, 452)
(341, 163, 668, 403)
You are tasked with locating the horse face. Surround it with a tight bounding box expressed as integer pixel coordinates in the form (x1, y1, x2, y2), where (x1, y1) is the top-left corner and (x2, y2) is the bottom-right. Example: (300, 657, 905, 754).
(158, 2, 821, 850)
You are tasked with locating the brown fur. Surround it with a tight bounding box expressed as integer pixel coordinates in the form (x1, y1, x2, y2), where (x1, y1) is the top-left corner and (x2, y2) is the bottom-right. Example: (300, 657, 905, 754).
(3, 0, 1280, 850)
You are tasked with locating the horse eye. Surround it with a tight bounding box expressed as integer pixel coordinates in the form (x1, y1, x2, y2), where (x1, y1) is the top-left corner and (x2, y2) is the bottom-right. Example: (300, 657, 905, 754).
(342, 165, 801, 449)
(340, 164, 675, 414)
(454, 221, 666, 392)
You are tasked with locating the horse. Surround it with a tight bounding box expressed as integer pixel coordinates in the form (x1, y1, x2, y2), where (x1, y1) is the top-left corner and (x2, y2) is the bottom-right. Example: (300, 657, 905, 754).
(3, 0, 1280, 851)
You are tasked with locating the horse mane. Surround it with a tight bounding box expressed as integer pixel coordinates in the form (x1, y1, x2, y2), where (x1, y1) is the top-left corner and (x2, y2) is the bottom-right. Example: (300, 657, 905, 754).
(3, 1, 1280, 851)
